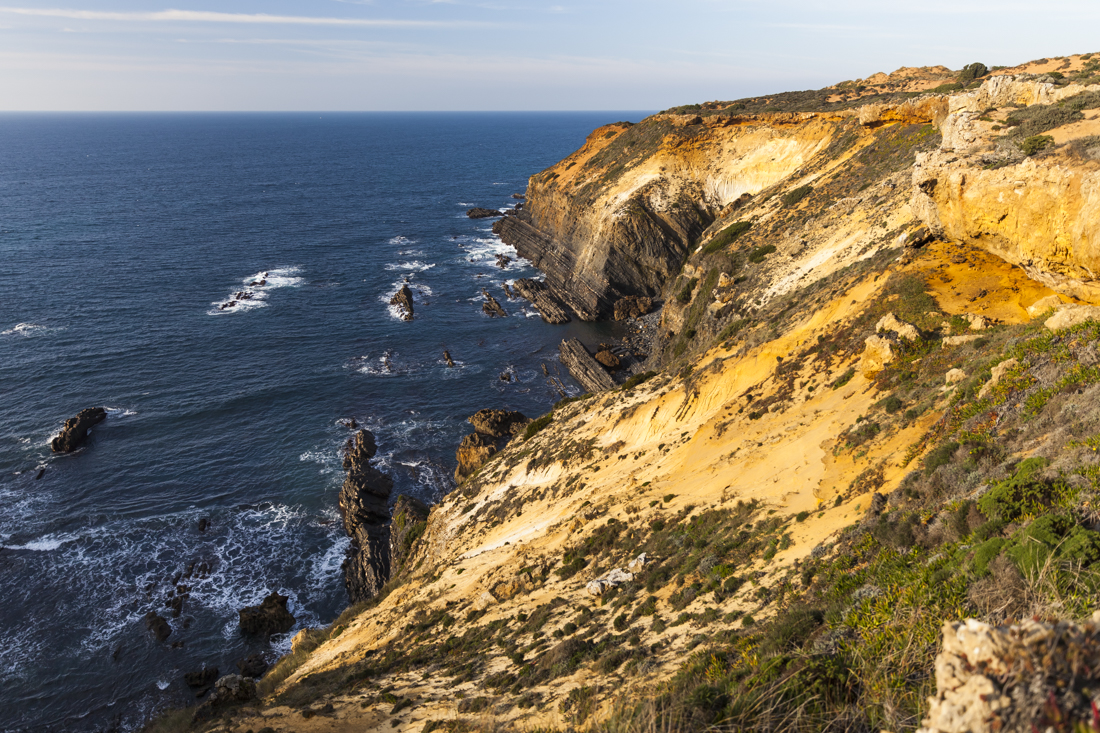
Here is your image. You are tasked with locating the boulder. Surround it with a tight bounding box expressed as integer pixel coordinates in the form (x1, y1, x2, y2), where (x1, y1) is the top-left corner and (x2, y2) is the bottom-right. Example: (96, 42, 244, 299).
(585, 568, 634, 596)
(238, 592, 295, 636)
(389, 494, 430, 577)
(560, 338, 617, 393)
(236, 654, 268, 679)
(144, 611, 171, 642)
(613, 295, 653, 321)
(51, 407, 107, 453)
(1026, 294, 1063, 318)
(945, 368, 967, 385)
(876, 313, 920, 341)
(942, 334, 982, 347)
(978, 358, 1019, 399)
(495, 253, 512, 269)
(389, 284, 414, 321)
(1045, 304, 1100, 331)
(454, 432, 497, 483)
(443, 350, 456, 368)
(858, 335, 894, 378)
(466, 207, 503, 219)
(468, 409, 530, 438)
(184, 667, 219, 697)
(594, 347, 621, 371)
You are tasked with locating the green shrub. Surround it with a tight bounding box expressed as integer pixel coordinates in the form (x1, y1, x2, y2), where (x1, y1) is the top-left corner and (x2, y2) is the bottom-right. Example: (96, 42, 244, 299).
(1019, 134, 1055, 156)
(524, 413, 553, 441)
(1005, 514, 1100, 578)
(621, 371, 657, 390)
(701, 220, 751, 255)
(718, 319, 747, 342)
(795, 511, 810, 523)
(930, 82, 964, 94)
(978, 457, 1070, 521)
(748, 244, 777, 263)
(957, 62, 988, 83)
(923, 441, 960, 476)
(782, 185, 813, 206)
(830, 368, 856, 390)
(971, 537, 1006, 576)
(677, 277, 699, 304)
(881, 395, 904, 414)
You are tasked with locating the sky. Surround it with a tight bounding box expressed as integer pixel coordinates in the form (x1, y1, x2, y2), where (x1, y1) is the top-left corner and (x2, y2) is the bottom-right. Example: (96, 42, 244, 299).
(1, 1, 1099, 111)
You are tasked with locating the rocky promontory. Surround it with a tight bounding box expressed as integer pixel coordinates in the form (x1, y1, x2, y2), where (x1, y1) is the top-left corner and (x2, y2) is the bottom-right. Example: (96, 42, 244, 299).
(511, 278, 571, 324)
(51, 407, 106, 453)
(466, 207, 503, 219)
(454, 408, 529, 482)
(389, 283, 414, 321)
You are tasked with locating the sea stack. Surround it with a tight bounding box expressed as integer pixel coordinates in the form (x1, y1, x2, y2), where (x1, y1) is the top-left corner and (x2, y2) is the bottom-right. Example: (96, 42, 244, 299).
(51, 407, 107, 453)
(338, 430, 394, 603)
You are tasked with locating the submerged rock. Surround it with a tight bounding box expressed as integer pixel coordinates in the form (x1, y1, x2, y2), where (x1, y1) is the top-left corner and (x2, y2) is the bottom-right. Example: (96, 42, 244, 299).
(144, 611, 171, 642)
(467, 207, 503, 219)
(51, 407, 107, 453)
(238, 591, 294, 636)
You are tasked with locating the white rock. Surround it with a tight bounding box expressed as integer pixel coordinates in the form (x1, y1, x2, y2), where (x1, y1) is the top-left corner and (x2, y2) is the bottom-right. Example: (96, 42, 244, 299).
(945, 368, 966, 385)
(1045, 304, 1100, 331)
(977, 358, 1019, 399)
(876, 313, 921, 341)
(627, 553, 647, 571)
(717, 272, 732, 288)
(942, 334, 981, 348)
(964, 314, 990, 331)
(1026, 294, 1063, 318)
(473, 590, 497, 611)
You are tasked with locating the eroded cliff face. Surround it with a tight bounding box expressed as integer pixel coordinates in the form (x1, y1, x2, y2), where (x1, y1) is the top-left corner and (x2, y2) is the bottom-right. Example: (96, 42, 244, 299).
(912, 76, 1100, 301)
(496, 114, 843, 319)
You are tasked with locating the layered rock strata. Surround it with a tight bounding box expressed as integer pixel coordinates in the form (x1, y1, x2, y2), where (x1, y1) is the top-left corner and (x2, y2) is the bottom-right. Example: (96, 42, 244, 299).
(559, 338, 617, 393)
(467, 207, 503, 219)
(454, 409, 530, 482)
(389, 284, 414, 321)
(339, 430, 394, 603)
(511, 278, 571, 324)
(51, 407, 107, 453)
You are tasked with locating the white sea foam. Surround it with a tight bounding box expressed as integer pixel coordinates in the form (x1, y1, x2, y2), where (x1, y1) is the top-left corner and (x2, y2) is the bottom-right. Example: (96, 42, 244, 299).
(388, 236, 415, 245)
(156, 680, 170, 691)
(103, 407, 137, 418)
(209, 267, 303, 315)
(383, 260, 435, 272)
(2, 532, 80, 552)
(1, 323, 63, 337)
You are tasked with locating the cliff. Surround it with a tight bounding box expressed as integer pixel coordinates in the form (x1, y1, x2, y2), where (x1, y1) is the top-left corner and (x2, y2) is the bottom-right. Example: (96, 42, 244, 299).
(153, 53, 1100, 733)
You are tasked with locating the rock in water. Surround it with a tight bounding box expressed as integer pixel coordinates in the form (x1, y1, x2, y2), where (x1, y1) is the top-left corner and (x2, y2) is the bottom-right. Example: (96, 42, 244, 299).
(236, 654, 268, 679)
(454, 432, 498, 482)
(443, 350, 456, 368)
(238, 592, 294, 636)
(389, 495, 430, 577)
(481, 289, 507, 318)
(468, 408, 530, 438)
(613, 295, 653, 320)
(389, 284, 414, 321)
(144, 611, 171, 642)
(466, 207, 503, 219)
(512, 279, 571, 324)
(339, 430, 394, 603)
(560, 338, 616, 393)
(184, 667, 219, 698)
(495, 253, 512, 269)
(51, 407, 107, 453)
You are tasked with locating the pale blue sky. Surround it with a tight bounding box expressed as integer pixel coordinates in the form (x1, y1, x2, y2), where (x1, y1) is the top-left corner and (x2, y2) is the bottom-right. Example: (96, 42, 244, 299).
(1, 1, 1098, 110)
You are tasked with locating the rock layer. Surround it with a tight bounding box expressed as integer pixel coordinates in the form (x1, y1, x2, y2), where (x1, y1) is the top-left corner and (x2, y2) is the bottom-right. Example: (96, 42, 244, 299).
(51, 407, 107, 453)
(339, 430, 394, 603)
(467, 207, 504, 219)
(511, 278, 571, 324)
(559, 338, 617, 393)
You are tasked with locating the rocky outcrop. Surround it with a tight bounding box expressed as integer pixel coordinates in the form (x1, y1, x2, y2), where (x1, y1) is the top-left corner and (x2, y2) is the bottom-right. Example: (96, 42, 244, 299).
(238, 591, 294, 636)
(613, 295, 653, 320)
(183, 667, 219, 698)
(51, 407, 107, 453)
(560, 338, 617, 393)
(919, 615, 1100, 733)
(144, 611, 171, 642)
(511, 279, 571, 324)
(468, 408, 530, 438)
(339, 430, 394, 603)
(389, 284, 414, 321)
(454, 432, 498, 483)
(236, 654, 268, 679)
(467, 207, 503, 219)
(594, 346, 621, 371)
(481, 289, 507, 318)
(389, 495, 429, 577)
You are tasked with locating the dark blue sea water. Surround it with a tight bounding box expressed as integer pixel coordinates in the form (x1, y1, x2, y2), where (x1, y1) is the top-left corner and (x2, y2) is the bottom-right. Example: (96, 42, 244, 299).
(0, 112, 648, 732)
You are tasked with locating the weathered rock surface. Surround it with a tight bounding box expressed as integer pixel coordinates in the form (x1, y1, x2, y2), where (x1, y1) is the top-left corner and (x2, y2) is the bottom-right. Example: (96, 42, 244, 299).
(454, 432, 498, 483)
(339, 430, 394, 603)
(238, 591, 294, 636)
(184, 667, 219, 697)
(613, 295, 653, 320)
(918, 615, 1100, 733)
(236, 654, 268, 679)
(1045, 304, 1100, 331)
(511, 278, 571, 324)
(51, 407, 107, 453)
(193, 674, 256, 721)
(481, 289, 507, 318)
(978, 358, 1020, 399)
(858, 335, 894, 378)
(560, 338, 617, 393)
(468, 409, 530, 438)
(876, 313, 920, 341)
(594, 347, 621, 371)
(467, 207, 503, 219)
(389, 284, 414, 321)
(389, 495, 429, 577)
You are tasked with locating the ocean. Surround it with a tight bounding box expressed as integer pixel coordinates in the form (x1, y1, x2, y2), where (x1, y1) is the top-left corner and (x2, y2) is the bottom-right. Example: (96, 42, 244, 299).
(0, 111, 648, 732)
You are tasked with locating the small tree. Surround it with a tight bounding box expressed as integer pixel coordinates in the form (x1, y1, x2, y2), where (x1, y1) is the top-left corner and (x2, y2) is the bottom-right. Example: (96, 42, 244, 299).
(958, 62, 989, 83)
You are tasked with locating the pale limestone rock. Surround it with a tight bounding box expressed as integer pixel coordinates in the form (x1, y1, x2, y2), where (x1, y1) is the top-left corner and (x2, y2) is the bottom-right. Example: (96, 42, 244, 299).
(473, 590, 497, 611)
(585, 567, 634, 596)
(1026, 294, 1063, 318)
(977, 358, 1019, 399)
(876, 313, 920, 341)
(964, 314, 990, 331)
(859, 336, 894, 377)
(945, 368, 966, 385)
(1045, 304, 1100, 331)
(627, 553, 647, 571)
(290, 628, 312, 654)
(942, 335, 981, 348)
(717, 272, 732, 288)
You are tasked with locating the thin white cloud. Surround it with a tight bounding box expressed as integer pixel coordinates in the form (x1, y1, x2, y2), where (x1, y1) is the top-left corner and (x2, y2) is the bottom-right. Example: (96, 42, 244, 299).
(0, 7, 480, 27)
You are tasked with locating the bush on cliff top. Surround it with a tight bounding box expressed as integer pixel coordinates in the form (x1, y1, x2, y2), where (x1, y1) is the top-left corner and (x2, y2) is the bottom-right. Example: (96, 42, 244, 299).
(701, 220, 751, 255)
(524, 413, 553, 441)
